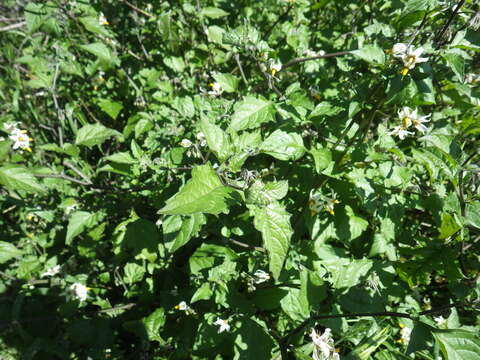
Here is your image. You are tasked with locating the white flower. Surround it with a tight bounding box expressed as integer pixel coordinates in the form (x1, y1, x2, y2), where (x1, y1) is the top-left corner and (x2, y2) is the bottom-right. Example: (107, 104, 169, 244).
(310, 328, 339, 360)
(70, 283, 88, 301)
(388, 125, 414, 140)
(391, 43, 408, 57)
(208, 82, 223, 96)
(269, 59, 282, 76)
(412, 114, 430, 133)
(309, 190, 323, 215)
(397, 106, 430, 133)
(41, 265, 61, 277)
(196, 132, 207, 146)
(401, 46, 428, 75)
(253, 270, 270, 284)
(466, 73, 480, 84)
(400, 325, 412, 344)
(176, 301, 188, 311)
(214, 318, 230, 333)
(9, 128, 33, 152)
(180, 139, 192, 148)
(434, 316, 447, 327)
(99, 13, 109, 26)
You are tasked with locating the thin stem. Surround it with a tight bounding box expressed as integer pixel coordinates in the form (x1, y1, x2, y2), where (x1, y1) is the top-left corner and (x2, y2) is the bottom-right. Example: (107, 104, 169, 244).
(226, 238, 266, 252)
(263, 4, 293, 40)
(63, 161, 93, 185)
(34, 173, 91, 186)
(434, 0, 466, 48)
(281, 302, 463, 347)
(121, 0, 154, 18)
(234, 54, 248, 86)
(0, 21, 26, 32)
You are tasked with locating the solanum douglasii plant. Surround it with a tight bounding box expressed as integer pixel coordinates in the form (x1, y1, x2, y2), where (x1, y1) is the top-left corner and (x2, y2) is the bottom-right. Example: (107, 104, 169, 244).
(0, 0, 479, 359)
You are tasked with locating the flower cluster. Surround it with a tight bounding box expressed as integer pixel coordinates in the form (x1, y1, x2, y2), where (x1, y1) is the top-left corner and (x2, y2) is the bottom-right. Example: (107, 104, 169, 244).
(310, 327, 340, 360)
(309, 191, 340, 216)
(389, 106, 430, 140)
(252, 269, 270, 284)
(3, 122, 33, 152)
(390, 43, 428, 76)
(398, 324, 412, 345)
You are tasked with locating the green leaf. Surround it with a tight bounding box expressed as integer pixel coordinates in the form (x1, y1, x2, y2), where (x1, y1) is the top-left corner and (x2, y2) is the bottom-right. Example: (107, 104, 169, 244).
(0, 165, 45, 194)
(191, 282, 213, 303)
(212, 73, 239, 93)
(444, 51, 465, 83)
(230, 97, 275, 131)
(465, 202, 480, 229)
(352, 45, 386, 65)
(123, 263, 145, 285)
(321, 258, 373, 289)
(234, 317, 275, 360)
(200, 118, 232, 162)
(0, 241, 23, 264)
(159, 164, 236, 215)
(24, 3, 46, 32)
(439, 212, 461, 239)
(201, 7, 229, 19)
(252, 202, 292, 280)
(310, 147, 332, 173)
(104, 152, 136, 164)
(98, 99, 123, 120)
(75, 123, 121, 148)
(79, 16, 110, 36)
(260, 130, 305, 161)
(433, 329, 480, 360)
(402, 0, 436, 16)
(79, 43, 119, 67)
(246, 180, 288, 205)
(143, 308, 166, 343)
(309, 101, 344, 118)
(163, 213, 206, 253)
(66, 211, 99, 245)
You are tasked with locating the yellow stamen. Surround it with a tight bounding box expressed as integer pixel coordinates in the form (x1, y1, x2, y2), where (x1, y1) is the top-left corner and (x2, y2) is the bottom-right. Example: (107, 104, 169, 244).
(384, 49, 392, 54)
(103, 21, 109, 25)
(209, 83, 214, 87)
(327, 208, 335, 215)
(26, 147, 32, 152)
(401, 67, 409, 76)
(333, 199, 340, 204)
(399, 323, 405, 329)
(311, 210, 317, 217)
(271, 69, 277, 76)
(29, 137, 33, 141)
(402, 117, 411, 128)
(94, 85, 98, 91)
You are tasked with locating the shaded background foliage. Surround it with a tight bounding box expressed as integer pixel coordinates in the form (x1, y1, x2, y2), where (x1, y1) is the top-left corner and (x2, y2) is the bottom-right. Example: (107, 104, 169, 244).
(0, 0, 479, 359)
